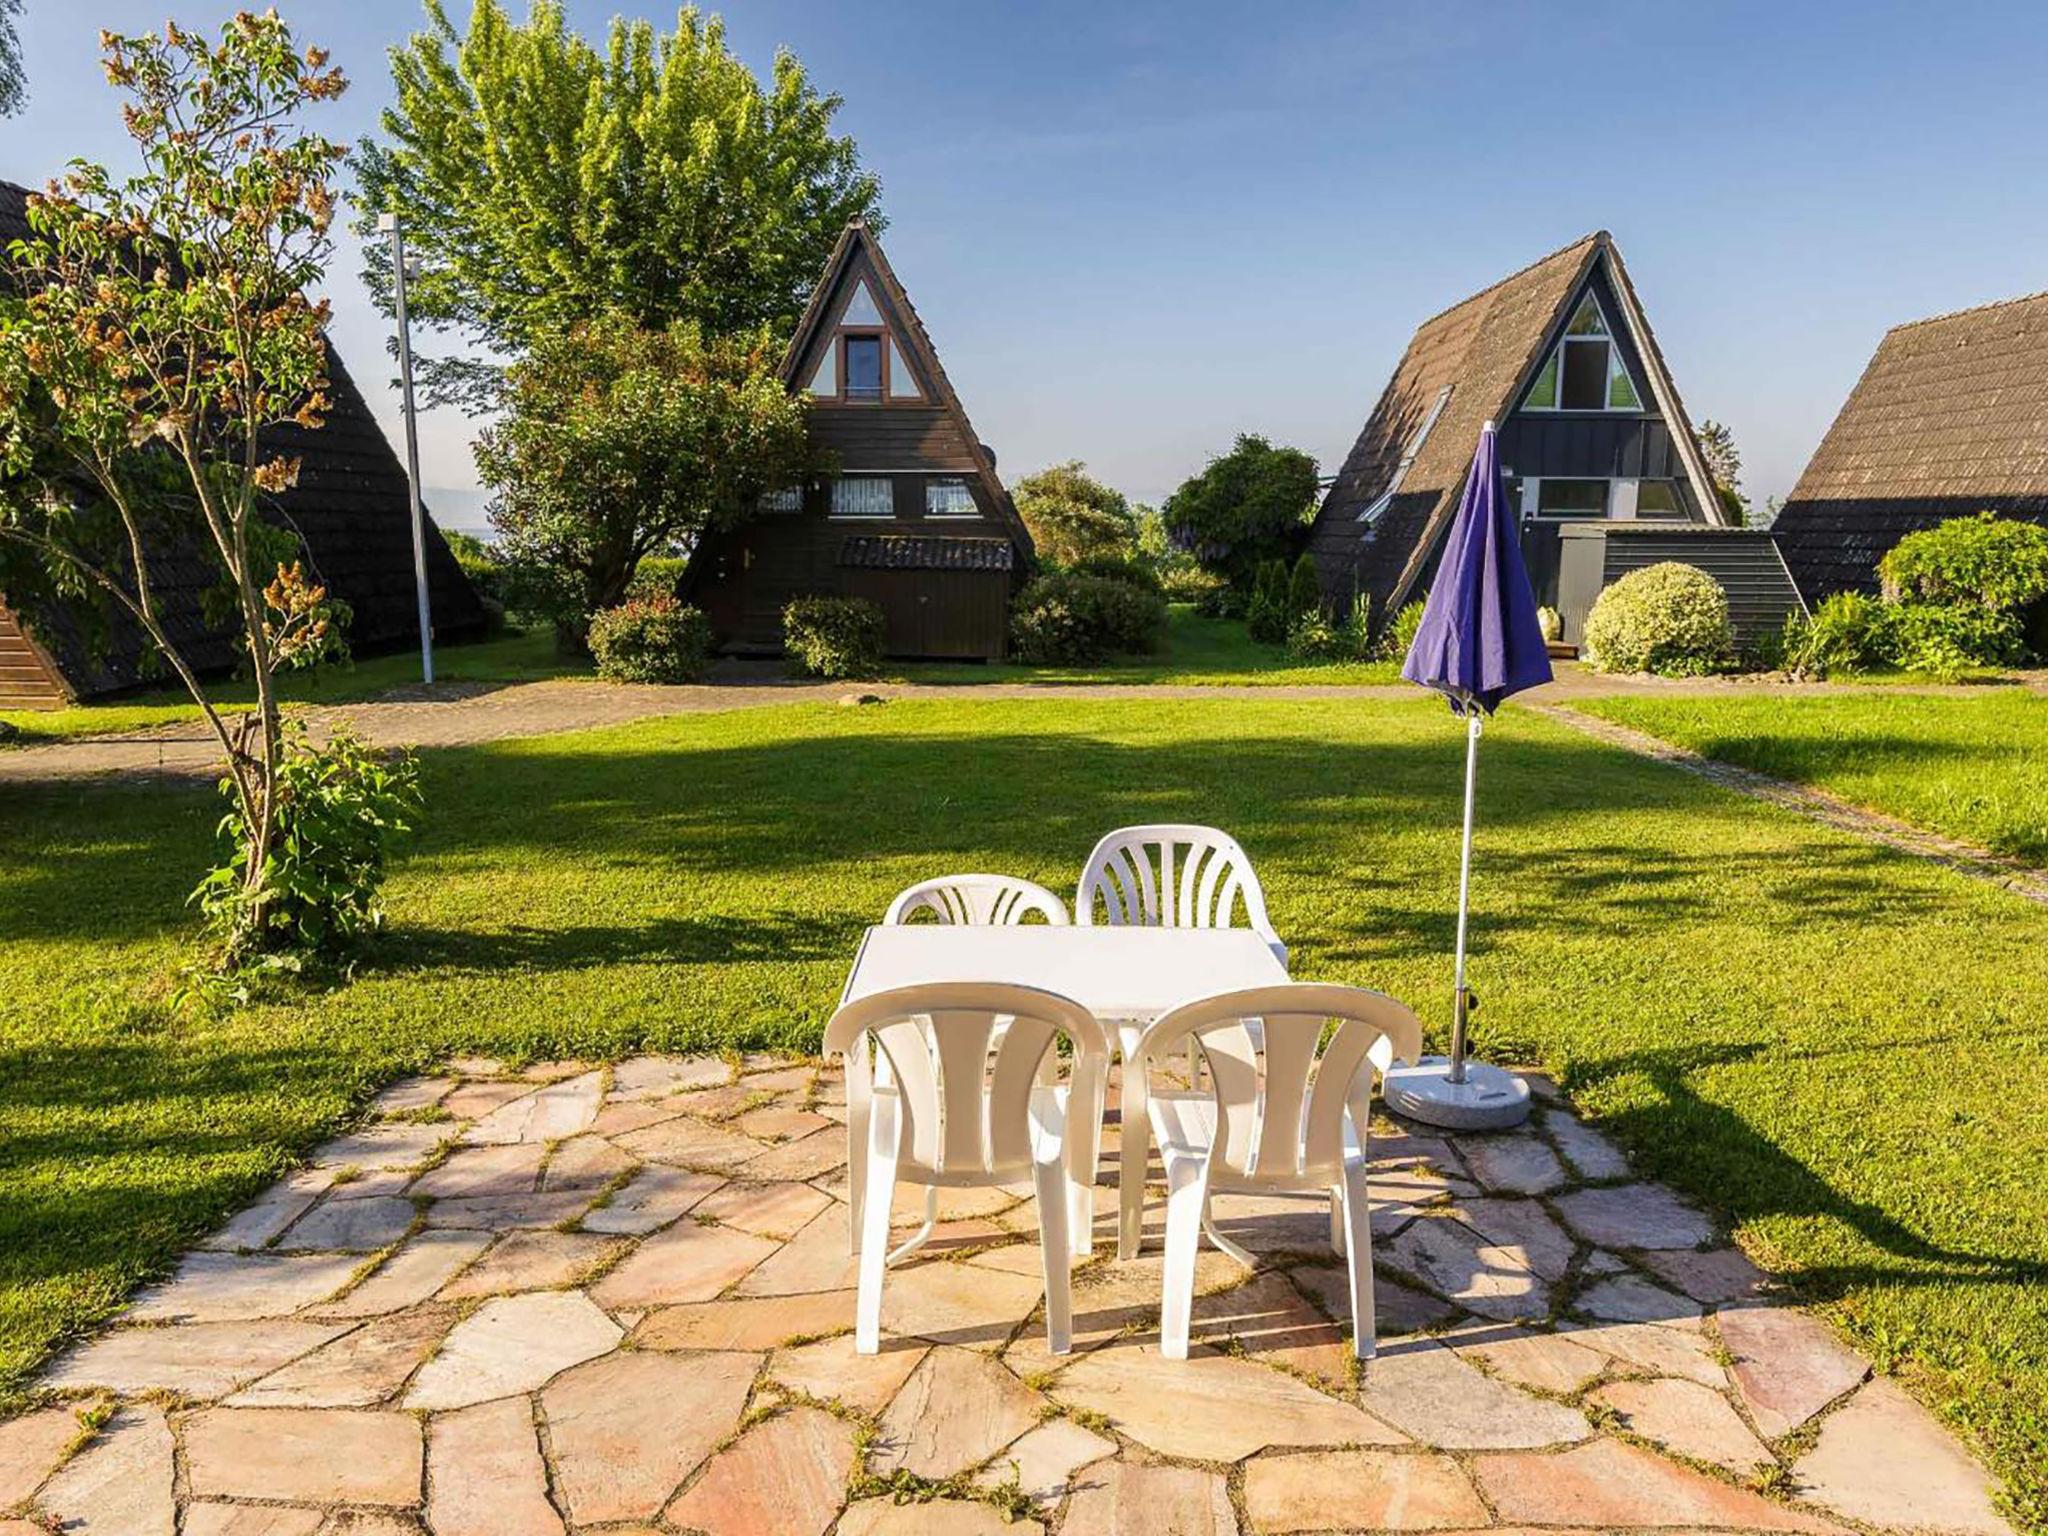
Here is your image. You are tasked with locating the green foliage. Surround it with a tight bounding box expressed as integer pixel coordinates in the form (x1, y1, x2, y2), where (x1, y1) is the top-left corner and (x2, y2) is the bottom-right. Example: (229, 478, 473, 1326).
(587, 595, 712, 684)
(476, 316, 810, 643)
(352, 0, 880, 409)
(1159, 559, 1227, 607)
(1010, 571, 1167, 664)
(1783, 591, 1895, 679)
(1889, 603, 2026, 682)
(1286, 553, 1322, 619)
(0, 0, 24, 117)
(440, 530, 507, 633)
(1695, 419, 1752, 524)
(782, 595, 885, 679)
(1879, 514, 2048, 613)
(1285, 610, 1340, 659)
(1068, 553, 1163, 594)
(1378, 600, 1426, 663)
(1246, 559, 1290, 645)
(627, 555, 689, 601)
(1582, 563, 1733, 676)
(1338, 598, 1375, 660)
(1537, 605, 1562, 643)
(189, 725, 423, 971)
(1013, 461, 1137, 567)
(1161, 433, 1319, 592)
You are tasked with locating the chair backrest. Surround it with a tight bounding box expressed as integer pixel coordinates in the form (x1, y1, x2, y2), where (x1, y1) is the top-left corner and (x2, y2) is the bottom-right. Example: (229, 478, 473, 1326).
(824, 983, 1108, 1179)
(1133, 984, 1424, 1185)
(1075, 824, 1276, 940)
(885, 874, 1069, 928)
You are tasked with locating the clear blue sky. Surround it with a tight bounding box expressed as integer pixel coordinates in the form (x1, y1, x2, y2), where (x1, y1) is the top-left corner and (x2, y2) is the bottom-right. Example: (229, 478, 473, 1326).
(9, 1, 2047, 532)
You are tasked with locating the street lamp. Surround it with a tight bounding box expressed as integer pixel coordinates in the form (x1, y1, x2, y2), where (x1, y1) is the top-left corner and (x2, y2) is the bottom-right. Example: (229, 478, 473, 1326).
(377, 211, 434, 685)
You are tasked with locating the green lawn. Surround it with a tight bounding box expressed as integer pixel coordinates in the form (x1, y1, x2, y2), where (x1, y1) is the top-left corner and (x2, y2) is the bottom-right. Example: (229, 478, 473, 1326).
(903, 604, 1401, 685)
(0, 628, 577, 745)
(1577, 689, 2048, 863)
(2, 695, 2045, 1528)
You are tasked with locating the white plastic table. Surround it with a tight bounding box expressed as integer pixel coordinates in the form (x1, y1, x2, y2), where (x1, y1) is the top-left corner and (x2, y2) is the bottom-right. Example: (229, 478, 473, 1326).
(841, 924, 1291, 1257)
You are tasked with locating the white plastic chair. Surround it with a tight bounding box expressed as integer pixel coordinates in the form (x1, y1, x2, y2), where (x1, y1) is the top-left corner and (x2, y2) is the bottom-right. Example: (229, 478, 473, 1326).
(824, 982, 1109, 1355)
(884, 874, 1069, 928)
(1076, 825, 1289, 1257)
(1129, 983, 1423, 1361)
(847, 876, 1074, 1263)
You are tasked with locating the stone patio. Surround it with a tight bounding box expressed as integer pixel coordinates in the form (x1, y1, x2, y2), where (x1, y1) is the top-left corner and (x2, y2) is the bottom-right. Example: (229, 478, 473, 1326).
(1, 1054, 2015, 1535)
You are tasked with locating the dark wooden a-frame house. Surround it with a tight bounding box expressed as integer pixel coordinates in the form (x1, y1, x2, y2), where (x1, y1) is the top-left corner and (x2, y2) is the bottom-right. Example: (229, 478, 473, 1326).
(684, 220, 1032, 660)
(1305, 233, 1799, 646)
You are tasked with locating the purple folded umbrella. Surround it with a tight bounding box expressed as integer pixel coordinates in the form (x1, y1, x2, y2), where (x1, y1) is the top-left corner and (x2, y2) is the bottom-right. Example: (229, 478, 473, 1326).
(1385, 422, 1550, 1130)
(1401, 422, 1552, 713)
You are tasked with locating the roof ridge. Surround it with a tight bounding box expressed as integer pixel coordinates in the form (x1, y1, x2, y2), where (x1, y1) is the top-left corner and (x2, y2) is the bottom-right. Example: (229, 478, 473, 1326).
(1406, 230, 1606, 332)
(1886, 287, 2048, 334)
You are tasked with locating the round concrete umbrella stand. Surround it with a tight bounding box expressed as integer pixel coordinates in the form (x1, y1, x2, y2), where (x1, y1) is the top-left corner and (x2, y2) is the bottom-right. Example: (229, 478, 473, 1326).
(1382, 1057, 1531, 1130)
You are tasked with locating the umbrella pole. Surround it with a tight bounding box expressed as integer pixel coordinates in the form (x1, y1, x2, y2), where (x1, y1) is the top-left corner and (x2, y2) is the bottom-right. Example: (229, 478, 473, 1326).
(1448, 712, 1481, 1084)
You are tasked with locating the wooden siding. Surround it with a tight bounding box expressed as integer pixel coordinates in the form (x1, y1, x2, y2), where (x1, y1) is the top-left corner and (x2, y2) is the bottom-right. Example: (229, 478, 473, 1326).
(840, 566, 1012, 660)
(1556, 525, 1807, 646)
(1499, 417, 1693, 486)
(0, 604, 68, 709)
(805, 403, 981, 471)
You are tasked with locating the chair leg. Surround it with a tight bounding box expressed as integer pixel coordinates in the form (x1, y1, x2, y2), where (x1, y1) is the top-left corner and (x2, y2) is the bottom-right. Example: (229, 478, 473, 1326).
(855, 1096, 899, 1355)
(1330, 1183, 1346, 1256)
(845, 1045, 873, 1257)
(1159, 1155, 1209, 1361)
(1118, 1066, 1149, 1260)
(1032, 1152, 1073, 1355)
(1068, 1057, 1107, 1262)
(1340, 1163, 1375, 1362)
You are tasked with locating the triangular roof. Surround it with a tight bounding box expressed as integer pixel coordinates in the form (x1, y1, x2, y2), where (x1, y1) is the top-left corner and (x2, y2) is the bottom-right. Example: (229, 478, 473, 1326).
(1306, 232, 1720, 622)
(0, 177, 486, 698)
(1772, 290, 2048, 599)
(782, 220, 1032, 558)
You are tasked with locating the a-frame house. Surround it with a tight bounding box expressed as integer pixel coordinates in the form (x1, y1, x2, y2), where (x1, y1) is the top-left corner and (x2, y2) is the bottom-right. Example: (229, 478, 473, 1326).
(1305, 232, 1798, 645)
(683, 219, 1032, 660)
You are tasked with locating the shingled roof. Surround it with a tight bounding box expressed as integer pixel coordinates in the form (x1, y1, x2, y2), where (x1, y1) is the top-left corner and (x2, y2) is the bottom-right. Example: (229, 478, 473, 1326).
(0, 177, 485, 700)
(1771, 290, 2048, 600)
(1305, 232, 1719, 625)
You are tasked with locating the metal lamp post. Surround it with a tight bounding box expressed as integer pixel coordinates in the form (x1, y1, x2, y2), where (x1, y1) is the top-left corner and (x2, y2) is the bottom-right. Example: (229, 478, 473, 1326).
(377, 211, 434, 684)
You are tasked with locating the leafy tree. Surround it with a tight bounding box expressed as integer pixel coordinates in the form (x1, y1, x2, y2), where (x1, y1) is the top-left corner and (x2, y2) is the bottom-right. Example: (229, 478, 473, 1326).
(1286, 552, 1321, 618)
(1013, 460, 1136, 567)
(0, 13, 355, 964)
(353, 0, 881, 409)
(1695, 419, 1753, 525)
(1162, 433, 1319, 592)
(0, 0, 24, 117)
(475, 315, 810, 643)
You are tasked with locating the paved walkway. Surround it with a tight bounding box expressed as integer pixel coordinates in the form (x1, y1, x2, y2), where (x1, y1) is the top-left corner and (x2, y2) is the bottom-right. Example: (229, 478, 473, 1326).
(5, 1054, 2013, 1534)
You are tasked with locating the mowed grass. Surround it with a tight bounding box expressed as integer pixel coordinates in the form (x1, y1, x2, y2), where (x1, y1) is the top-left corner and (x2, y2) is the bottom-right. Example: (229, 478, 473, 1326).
(1578, 689, 2048, 863)
(0, 627, 576, 744)
(905, 603, 1401, 685)
(2, 695, 2045, 1526)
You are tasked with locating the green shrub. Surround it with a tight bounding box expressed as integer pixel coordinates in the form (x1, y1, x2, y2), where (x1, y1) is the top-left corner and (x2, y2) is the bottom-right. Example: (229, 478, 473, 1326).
(1246, 558, 1291, 645)
(1069, 553, 1164, 594)
(1783, 591, 1895, 678)
(1337, 598, 1374, 660)
(1158, 556, 1226, 607)
(1879, 513, 2048, 612)
(1582, 562, 1732, 676)
(587, 594, 712, 683)
(1010, 571, 1168, 664)
(1194, 573, 1245, 617)
(1890, 603, 2026, 681)
(1536, 605, 1562, 643)
(1285, 610, 1340, 659)
(783, 595, 887, 679)
(627, 555, 688, 602)
(191, 723, 423, 969)
(1286, 553, 1322, 619)
(1377, 600, 1426, 662)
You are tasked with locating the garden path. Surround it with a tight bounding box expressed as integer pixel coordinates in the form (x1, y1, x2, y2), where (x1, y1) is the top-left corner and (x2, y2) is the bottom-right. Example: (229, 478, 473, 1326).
(4, 1052, 2014, 1535)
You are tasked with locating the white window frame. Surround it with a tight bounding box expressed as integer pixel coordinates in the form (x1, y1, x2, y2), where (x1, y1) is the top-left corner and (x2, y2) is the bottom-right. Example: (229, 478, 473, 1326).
(1521, 476, 1611, 521)
(1520, 290, 1644, 414)
(1359, 384, 1453, 524)
(924, 476, 980, 519)
(829, 476, 896, 520)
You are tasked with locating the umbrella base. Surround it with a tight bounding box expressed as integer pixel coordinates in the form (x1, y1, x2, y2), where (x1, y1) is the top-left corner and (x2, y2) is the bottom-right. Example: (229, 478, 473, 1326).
(1382, 1057, 1532, 1131)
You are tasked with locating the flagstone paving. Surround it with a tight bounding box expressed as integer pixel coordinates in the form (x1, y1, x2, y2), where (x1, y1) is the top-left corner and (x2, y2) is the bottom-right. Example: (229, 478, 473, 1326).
(1, 1053, 2018, 1534)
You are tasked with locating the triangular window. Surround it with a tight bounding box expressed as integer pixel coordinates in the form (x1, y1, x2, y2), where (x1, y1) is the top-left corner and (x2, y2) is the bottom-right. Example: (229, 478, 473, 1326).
(841, 278, 883, 328)
(1522, 286, 1646, 413)
(886, 335, 921, 399)
(806, 345, 837, 396)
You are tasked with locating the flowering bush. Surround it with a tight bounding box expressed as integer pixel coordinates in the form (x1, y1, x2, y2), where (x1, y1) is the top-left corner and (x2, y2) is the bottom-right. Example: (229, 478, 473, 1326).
(587, 594, 712, 683)
(1582, 563, 1732, 676)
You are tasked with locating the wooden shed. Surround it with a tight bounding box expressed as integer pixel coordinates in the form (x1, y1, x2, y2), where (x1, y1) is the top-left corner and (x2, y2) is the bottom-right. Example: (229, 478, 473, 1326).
(1556, 523, 1806, 649)
(683, 220, 1032, 660)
